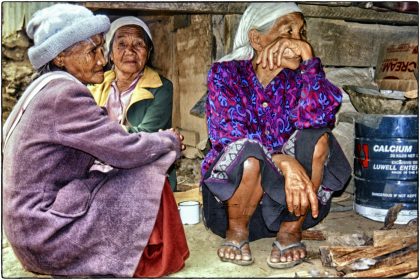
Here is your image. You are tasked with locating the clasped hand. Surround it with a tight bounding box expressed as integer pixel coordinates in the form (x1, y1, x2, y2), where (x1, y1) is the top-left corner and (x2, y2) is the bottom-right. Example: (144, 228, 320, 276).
(256, 37, 313, 70)
(160, 128, 186, 151)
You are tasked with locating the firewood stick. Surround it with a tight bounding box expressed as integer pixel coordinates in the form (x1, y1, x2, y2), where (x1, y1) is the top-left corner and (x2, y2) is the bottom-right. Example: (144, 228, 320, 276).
(302, 229, 326, 240)
(338, 247, 417, 273)
(374, 249, 417, 268)
(373, 227, 418, 247)
(319, 246, 370, 267)
(333, 239, 417, 267)
(344, 255, 418, 278)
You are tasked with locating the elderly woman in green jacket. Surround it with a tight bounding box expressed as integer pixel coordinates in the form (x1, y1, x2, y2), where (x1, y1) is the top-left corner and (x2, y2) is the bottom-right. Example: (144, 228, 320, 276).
(89, 16, 177, 190)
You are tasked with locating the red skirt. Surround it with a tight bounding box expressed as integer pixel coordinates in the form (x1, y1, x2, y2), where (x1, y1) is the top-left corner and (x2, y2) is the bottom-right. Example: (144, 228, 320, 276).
(134, 180, 189, 277)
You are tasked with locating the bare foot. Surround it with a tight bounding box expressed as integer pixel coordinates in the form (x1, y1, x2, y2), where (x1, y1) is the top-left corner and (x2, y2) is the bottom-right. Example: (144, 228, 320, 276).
(218, 230, 253, 265)
(269, 219, 306, 264)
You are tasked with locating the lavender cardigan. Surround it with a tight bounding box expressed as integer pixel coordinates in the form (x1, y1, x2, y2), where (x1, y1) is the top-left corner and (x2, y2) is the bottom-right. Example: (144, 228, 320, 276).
(3, 79, 180, 277)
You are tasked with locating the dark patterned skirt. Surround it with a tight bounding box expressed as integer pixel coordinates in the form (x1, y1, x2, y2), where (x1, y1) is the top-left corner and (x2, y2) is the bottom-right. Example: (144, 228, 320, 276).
(202, 128, 351, 241)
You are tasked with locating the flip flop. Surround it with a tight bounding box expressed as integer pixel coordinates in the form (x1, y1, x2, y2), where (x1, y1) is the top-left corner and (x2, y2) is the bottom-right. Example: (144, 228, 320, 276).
(219, 240, 254, 266)
(266, 240, 306, 269)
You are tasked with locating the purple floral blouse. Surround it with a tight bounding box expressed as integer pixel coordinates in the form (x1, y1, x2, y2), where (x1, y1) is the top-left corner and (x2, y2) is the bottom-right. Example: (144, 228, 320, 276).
(202, 57, 342, 176)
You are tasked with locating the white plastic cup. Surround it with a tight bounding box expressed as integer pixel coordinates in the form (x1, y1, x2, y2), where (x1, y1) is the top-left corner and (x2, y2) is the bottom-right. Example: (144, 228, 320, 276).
(178, 200, 201, 225)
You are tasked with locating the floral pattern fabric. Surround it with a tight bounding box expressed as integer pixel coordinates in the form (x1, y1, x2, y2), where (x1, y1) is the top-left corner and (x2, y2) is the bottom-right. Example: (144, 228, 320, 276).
(202, 57, 342, 176)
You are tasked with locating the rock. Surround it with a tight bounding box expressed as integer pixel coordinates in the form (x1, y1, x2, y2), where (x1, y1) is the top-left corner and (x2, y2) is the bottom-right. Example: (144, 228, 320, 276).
(182, 146, 203, 159)
(2, 48, 27, 61)
(326, 232, 371, 247)
(2, 31, 31, 49)
(176, 157, 203, 186)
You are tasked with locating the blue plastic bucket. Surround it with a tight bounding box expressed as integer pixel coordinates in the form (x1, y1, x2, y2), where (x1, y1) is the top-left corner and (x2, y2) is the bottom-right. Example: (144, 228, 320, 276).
(354, 114, 418, 224)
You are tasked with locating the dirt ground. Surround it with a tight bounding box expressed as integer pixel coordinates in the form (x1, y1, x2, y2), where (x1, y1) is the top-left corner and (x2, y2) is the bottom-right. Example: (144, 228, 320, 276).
(170, 189, 384, 278)
(2, 158, 415, 278)
(2, 188, 389, 278)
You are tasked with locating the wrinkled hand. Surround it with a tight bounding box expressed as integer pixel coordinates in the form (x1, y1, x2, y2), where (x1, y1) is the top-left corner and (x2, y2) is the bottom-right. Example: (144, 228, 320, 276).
(256, 38, 313, 70)
(161, 128, 186, 151)
(272, 154, 319, 218)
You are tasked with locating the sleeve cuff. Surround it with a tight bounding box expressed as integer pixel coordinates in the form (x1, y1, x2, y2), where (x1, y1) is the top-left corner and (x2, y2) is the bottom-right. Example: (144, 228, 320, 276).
(299, 57, 323, 76)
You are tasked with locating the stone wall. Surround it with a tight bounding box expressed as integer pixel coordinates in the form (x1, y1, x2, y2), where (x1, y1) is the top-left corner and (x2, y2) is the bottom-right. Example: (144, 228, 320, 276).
(2, 30, 35, 122)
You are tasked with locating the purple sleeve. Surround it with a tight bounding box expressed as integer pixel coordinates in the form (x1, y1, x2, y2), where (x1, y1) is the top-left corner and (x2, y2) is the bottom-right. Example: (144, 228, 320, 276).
(53, 81, 180, 169)
(291, 57, 342, 129)
(206, 63, 262, 153)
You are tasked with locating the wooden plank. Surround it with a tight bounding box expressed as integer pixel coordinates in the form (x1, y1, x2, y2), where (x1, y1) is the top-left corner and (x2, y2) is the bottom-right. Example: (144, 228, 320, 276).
(302, 229, 326, 241)
(374, 248, 417, 268)
(173, 187, 202, 205)
(300, 4, 418, 25)
(344, 252, 418, 278)
(337, 245, 417, 275)
(319, 246, 371, 267)
(307, 18, 418, 67)
(85, 2, 247, 14)
(176, 14, 212, 142)
(373, 226, 418, 247)
(333, 239, 417, 267)
(178, 128, 199, 147)
(84, 2, 418, 26)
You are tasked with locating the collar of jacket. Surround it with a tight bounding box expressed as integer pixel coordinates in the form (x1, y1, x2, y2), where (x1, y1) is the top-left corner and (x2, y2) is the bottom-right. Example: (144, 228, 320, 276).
(89, 66, 163, 108)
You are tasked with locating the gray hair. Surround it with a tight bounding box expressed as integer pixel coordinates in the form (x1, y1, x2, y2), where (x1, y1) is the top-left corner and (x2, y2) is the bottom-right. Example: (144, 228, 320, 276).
(218, 2, 302, 62)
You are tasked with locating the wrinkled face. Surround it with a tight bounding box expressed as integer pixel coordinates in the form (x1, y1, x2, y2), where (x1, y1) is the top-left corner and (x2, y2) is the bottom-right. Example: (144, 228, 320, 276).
(58, 34, 106, 84)
(259, 12, 306, 69)
(110, 25, 150, 75)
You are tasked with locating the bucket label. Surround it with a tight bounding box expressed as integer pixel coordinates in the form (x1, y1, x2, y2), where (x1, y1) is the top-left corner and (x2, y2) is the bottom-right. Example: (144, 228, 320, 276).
(355, 139, 418, 180)
(354, 158, 418, 180)
(355, 139, 418, 160)
(355, 177, 418, 210)
(373, 144, 413, 154)
(372, 144, 417, 159)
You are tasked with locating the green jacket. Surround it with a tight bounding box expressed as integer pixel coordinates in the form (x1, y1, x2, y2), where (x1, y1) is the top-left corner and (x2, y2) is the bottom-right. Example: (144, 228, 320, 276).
(89, 67, 177, 189)
(89, 66, 173, 133)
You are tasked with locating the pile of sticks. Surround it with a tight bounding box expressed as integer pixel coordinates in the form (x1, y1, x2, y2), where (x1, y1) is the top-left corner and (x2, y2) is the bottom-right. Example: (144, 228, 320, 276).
(319, 204, 418, 278)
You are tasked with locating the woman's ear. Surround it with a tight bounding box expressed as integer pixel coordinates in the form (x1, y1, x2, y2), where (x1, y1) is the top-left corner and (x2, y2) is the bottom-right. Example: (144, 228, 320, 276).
(52, 53, 65, 69)
(109, 51, 114, 63)
(249, 29, 263, 52)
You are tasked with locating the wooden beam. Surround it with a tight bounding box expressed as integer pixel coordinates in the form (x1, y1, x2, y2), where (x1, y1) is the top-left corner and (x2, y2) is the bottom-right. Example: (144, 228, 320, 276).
(344, 251, 418, 278)
(307, 18, 418, 67)
(333, 239, 417, 267)
(84, 2, 247, 14)
(374, 248, 417, 268)
(373, 226, 418, 247)
(319, 246, 371, 267)
(84, 2, 418, 26)
(302, 229, 326, 241)
(299, 4, 418, 25)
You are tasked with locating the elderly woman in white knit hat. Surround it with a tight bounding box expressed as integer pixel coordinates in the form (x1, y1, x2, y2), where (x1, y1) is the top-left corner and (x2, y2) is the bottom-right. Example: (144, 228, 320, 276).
(201, 2, 351, 268)
(3, 4, 188, 277)
(89, 17, 178, 191)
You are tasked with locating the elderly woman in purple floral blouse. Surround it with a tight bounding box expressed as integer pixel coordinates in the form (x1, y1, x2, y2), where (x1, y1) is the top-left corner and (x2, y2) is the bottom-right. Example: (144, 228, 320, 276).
(201, 2, 351, 269)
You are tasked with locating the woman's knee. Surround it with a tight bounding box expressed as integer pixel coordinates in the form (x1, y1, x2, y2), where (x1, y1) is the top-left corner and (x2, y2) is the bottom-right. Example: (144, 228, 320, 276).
(313, 133, 329, 164)
(242, 157, 260, 183)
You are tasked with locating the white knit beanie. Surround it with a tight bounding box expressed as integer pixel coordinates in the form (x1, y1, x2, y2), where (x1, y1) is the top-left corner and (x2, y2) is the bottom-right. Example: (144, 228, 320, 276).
(26, 4, 111, 70)
(219, 2, 302, 62)
(104, 16, 153, 59)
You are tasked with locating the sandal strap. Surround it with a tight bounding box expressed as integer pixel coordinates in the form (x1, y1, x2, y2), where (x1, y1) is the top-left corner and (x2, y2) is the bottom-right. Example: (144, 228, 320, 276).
(272, 240, 305, 254)
(222, 240, 249, 250)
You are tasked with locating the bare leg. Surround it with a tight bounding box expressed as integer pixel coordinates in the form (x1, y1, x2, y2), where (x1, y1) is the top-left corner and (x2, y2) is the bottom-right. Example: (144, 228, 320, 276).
(218, 157, 263, 263)
(269, 133, 329, 264)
